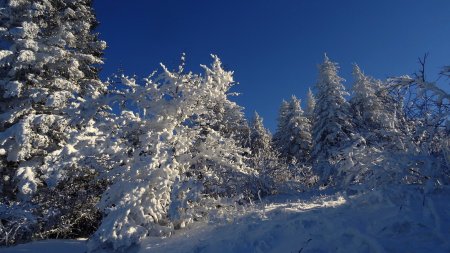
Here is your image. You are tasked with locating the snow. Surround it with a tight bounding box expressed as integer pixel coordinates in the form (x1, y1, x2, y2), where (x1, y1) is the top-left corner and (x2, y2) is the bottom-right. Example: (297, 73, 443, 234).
(17, 50, 35, 63)
(3, 186, 450, 253)
(15, 167, 39, 198)
(0, 50, 13, 63)
(3, 81, 23, 98)
(1, 239, 87, 253)
(140, 187, 450, 253)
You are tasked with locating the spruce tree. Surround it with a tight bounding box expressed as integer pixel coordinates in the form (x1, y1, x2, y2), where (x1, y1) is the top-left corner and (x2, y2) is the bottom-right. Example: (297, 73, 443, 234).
(305, 87, 316, 121)
(311, 55, 355, 183)
(249, 111, 280, 194)
(0, 0, 105, 199)
(351, 65, 406, 150)
(273, 99, 290, 151)
(0, 0, 106, 243)
(249, 112, 272, 157)
(274, 96, 312, 163)
(286, 96, 312, 163)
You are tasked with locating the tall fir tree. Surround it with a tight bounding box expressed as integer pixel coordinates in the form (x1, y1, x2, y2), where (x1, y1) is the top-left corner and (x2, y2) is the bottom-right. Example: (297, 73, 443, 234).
(287, 96, 312, 163)
(305, 87, 316, 121)
(0, 0, 105, 200)
(311, 55, 355, 183)
(0, 0, 106, 244)
(274, 96, 312, 163)
(249, 111, 272, 158)
(273, 99, 290, 151)
(350, 64, 401, 147)
(248, 111, 280, 194)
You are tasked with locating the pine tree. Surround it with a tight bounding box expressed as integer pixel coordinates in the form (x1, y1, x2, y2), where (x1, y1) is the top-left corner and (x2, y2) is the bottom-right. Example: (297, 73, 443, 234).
(248, 111, 281, 194)
(0, 0, 105, 199)
(351, 66, 374, 133)
(273, 99, 290, 151)
(311, 55, 355, 183)
(351, 65, 407, 150)
(0, 0, 106, 244)
(249, 112, 272, 158)
(287, 96, 312, 163)
(274, 96, 312, 163)
(305, 87, 316, 121)
(200, 88, 251, 149)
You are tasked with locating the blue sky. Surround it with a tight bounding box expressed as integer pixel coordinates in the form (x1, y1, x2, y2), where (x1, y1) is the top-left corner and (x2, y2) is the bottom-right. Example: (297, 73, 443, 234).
(94, 0, 450, 131)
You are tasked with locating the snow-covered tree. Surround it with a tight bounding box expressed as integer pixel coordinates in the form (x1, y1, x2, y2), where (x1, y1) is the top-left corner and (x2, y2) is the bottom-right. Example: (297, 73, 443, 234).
(248, 111, 301, 194)
(380, 58, 450, 186)
(305, 87, 316, 121)
(274, 96, 312, 163)
(388, 61, 450, 154)
(0, 0, 106, 198)
(350, 64, 400, 146)
(88, 56, 258, 252)
(204, 94, 251, 148)
(287, 96, 312, 163)
(311, 55, 355, 183)
(0, 0, 106, 243)
(273, 99, 290, 150)
(249, 112, 272, 158)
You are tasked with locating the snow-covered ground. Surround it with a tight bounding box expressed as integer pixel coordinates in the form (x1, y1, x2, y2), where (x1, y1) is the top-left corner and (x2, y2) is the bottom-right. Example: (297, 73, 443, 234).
(3, 186, 450, 253)
(1, 239, 87, 253)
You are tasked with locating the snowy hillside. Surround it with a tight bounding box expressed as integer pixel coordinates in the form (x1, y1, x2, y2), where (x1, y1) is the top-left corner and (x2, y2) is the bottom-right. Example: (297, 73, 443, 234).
(4, 186, 450, 253)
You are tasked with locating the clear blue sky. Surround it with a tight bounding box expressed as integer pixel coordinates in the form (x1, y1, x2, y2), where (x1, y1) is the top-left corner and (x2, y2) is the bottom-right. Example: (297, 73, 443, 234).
(94, 0, 450, 131)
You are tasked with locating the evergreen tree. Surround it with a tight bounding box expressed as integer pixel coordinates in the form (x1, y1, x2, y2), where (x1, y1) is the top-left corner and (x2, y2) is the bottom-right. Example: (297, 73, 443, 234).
(350, 64, 396, 145)
(0, 0, 106, 244)
(305, 87, 316, 121)
(249, 112, 272, 158)
(274, 96, 312, 163)
(0, 0, 105, 199)
(200, 89, 251, 149)
(287, 96, 312, 163)
(248, 111, 281, 194)
(311, 55, 355, 183)
(272, 99, 290, 152)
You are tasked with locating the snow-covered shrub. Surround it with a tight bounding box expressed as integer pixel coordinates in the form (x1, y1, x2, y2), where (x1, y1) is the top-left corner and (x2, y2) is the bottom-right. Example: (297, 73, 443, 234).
(331, 60, 450, 189)
(88, 55, 259, 252)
